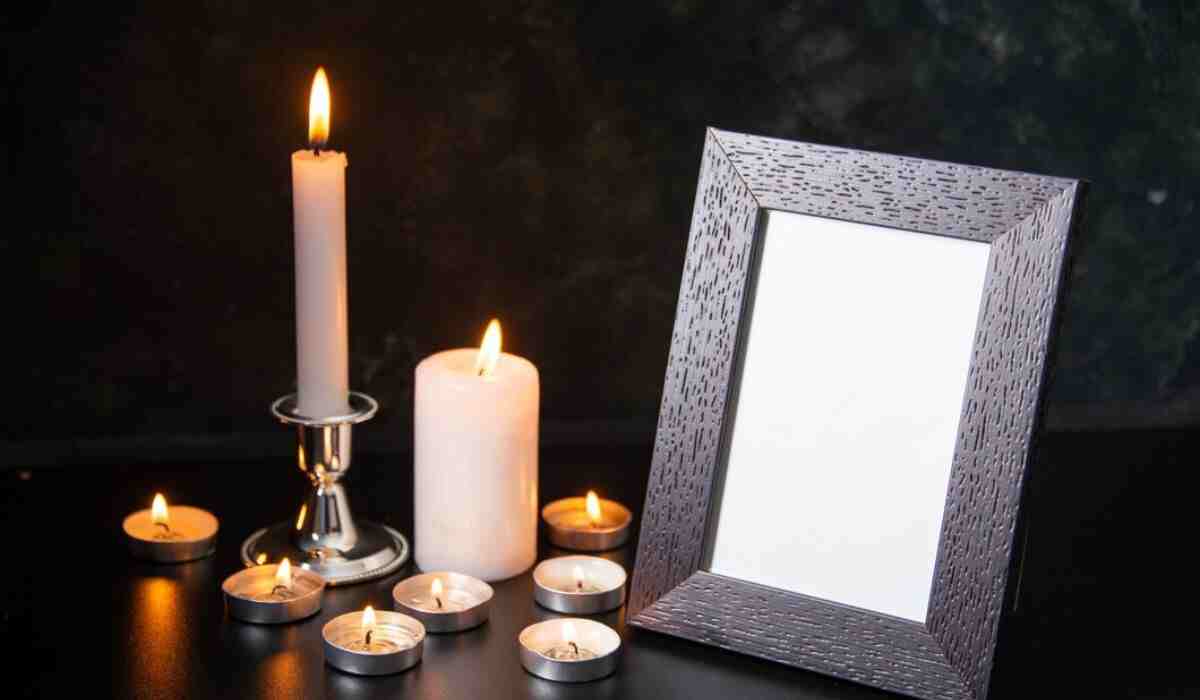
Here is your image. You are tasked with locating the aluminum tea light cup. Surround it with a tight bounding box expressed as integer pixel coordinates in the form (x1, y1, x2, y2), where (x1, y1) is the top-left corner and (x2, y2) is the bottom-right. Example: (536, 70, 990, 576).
(323, 607, 425, 676)
(392, 571, 493, 633)
(123, 493, 218, 563)
(222, 559, 325, 624)
(533, 555, 626, 614)
(542, 491, 631, 552)
(519, 618, 621, 682)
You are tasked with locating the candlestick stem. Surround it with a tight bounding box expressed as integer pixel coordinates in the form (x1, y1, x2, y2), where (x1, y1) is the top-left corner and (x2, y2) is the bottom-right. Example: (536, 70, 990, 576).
(240, 392, 409, 585)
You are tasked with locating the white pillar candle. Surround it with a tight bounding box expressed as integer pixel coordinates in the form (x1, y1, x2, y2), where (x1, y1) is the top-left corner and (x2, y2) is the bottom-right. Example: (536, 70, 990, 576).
(291, 67, 349, 417)
(414, 320, 539, 581)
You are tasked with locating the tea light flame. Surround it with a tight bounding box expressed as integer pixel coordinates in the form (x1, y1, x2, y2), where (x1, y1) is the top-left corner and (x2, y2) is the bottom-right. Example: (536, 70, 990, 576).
(151, 493, 169, 529)
(586, 490, 602, 527)
(308, 67, 331, 149)
(475, 319, 502, 377)
(573, 564, 586, 591)
(562, 620, 580, 656)
(275, 558, 293, 589)
(431, 578, 444, 608)
(295, 504, 307, 531)
(362, 605, 376, 645)
(256, 553, 267, 565)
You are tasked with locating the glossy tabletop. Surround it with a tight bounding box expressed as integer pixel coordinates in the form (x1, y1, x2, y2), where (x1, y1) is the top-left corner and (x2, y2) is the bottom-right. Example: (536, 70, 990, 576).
(6, 431, 1196, 698)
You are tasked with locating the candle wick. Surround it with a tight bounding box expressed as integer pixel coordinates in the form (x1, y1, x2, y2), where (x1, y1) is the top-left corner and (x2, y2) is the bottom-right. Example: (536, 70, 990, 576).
(312, 146, 321, 157)
(364, 629, 373, 646)
(568, 641, 579, 656)
(435, 596, 443, 609)
(271, 584, 291, 597)
(155, 521, 172, 534)
(576, 579, 583, 591)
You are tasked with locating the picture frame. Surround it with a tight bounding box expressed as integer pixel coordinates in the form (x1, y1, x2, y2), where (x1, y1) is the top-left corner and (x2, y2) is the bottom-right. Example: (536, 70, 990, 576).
(628, 128, 1086, 700)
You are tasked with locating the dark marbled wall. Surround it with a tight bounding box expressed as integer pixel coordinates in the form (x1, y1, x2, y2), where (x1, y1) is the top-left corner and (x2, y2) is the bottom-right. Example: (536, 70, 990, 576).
(4, 1, 1198, 451)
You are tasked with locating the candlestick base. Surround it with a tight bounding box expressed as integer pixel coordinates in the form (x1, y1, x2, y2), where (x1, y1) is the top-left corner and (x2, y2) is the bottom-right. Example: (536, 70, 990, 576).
(239, 392, 410, 586)
(241, 520, 407, 587)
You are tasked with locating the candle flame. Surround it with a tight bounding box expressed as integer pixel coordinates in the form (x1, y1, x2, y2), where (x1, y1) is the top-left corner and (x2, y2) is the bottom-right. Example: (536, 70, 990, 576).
(276, 558, 293, 589)
(431, 578, 444, 597)
(151, 493, 169, 527)
(256, 553, 267, 565)
(573, 565, 586, 589)
(475, 319, 502, 377)
(295, 504, 307, 531)
(362, 605, 376, 629)
(586, 490, 602, 526)
(563, 620, 577, 644)
(308, 67, 331, 148)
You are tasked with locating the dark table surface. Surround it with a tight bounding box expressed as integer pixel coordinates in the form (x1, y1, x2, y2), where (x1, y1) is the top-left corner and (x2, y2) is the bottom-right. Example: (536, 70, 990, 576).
(5, 430, 1198, 698)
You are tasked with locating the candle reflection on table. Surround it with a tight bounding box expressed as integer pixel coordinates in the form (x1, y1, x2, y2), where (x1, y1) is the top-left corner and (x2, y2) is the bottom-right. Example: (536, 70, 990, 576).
(257, 648, 307, 698)
(130, 577, 186, 696)
(530, 599, 627, 631)
(125, 557, 212, 698)
(544, 544, 633, 571)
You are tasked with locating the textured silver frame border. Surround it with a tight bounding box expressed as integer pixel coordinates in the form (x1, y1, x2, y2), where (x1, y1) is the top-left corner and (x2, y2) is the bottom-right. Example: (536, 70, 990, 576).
(628, 128, 1086, 700)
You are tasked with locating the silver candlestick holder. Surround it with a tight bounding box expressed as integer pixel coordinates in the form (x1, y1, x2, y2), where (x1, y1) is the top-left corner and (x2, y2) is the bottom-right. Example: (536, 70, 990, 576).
(240, 392, 409, 586)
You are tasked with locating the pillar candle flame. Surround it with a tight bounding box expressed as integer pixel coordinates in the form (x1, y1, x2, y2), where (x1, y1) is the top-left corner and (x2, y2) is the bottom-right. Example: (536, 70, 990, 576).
(475, 319, 502, 377)
(151, 493, 169, 527)
(308, 67, 331, 149)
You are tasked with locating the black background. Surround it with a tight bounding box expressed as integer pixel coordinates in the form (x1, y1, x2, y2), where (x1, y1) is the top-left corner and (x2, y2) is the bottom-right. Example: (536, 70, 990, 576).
(3, 1, 1200, 453)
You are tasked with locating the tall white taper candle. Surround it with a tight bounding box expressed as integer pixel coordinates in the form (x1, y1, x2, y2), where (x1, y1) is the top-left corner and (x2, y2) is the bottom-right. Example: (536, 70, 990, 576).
(291, 67, 349, 417)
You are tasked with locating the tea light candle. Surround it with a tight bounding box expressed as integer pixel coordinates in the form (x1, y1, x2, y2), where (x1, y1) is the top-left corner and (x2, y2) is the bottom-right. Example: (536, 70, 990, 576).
(323, 606, 425, 675)
(532, 555, 626, 614)
(222, 558, 326, 624)
(542, 491, 632, 551)
(518, 618, 621, 682)
(123, 493, 218, 562)
(392, 572, 493, 633)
